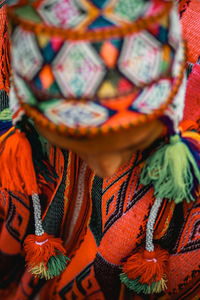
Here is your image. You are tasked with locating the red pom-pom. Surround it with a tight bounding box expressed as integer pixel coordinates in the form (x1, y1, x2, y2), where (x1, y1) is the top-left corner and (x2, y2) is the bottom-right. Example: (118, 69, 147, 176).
(122, 245, 169, 285)
(24, 232, 66, 268)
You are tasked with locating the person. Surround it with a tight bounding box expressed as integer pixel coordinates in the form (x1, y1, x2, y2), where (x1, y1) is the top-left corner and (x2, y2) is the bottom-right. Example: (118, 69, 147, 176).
(0, 0, 200, 299)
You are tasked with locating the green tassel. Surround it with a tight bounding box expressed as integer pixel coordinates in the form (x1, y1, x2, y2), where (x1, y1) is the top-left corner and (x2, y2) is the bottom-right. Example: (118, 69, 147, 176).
(120, 273, 167, 294)
(140, 135, 200, 204)
(30, 254, 70, 280)
(47, 254, 70, 279)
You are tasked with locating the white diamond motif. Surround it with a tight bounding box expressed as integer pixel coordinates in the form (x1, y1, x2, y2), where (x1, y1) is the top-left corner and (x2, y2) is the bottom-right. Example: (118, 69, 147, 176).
(44, 100, 108, 127)
(118, 31, 163, 86)
(132, 79, 171, 114)
(36, 0, 85, 28)
(112, 0, 150, 22)
(12, 27, 43, 80)
(53, 42, 106, 97)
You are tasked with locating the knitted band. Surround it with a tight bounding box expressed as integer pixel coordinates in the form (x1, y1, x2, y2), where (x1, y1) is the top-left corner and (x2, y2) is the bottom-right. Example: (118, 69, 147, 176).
(8, 1, 173, 41)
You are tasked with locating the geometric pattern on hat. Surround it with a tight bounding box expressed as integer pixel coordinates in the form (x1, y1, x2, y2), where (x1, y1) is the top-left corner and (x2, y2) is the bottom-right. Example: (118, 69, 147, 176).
(40, 100, 109, 128)
(118, 31, 169, 86)
(114, 0, 150, 21)
(172, 39, 185, 78)
(100, 0, 151, 24)
(168, 6, 182, 48)
(132, 79, 172, 113)
(7, 0, 167, 31)
(164, 74, 187, 132)
(11, 16, 175, 100)
(52, 42, 106, 97)
(12, 27, 43, 81)
(35, 0, 86, 29)
(9, 0, 186, 136)
(32, 0, 152, 29)
(12, 73, 37, 106)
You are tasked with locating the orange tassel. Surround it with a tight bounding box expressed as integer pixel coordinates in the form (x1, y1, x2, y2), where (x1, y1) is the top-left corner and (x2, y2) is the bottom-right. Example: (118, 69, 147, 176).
(24, 232, 70, 279)
(122, 245, 169, 285)
(24, 232, 66, 268)
(0, 128, 38, 195)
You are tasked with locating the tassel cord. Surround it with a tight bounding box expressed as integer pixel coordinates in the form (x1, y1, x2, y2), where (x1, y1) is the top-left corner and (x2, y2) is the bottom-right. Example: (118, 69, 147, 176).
(146, 197, 163, 252)
(32, 193, 44, 236)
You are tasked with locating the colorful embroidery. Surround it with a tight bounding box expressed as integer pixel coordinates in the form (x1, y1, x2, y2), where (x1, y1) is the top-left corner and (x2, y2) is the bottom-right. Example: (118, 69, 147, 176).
(14, 73, 37, 105)
(36, 0, 86, 29)
(113, 0, 149, 23)
(41, 100, 109, 127)
(132, 79, 172, 113)
(53, 42, 105, 97)
(12, 27, 43, 80)
(118, 31, 172, 86)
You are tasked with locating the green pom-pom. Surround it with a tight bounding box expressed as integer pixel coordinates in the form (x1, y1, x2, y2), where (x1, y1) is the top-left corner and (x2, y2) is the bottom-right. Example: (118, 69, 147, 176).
(30, 254, 70, 280)
(47, 254, 70, 279)
(120, 273, 167, 294)
(140, 135, 200, 204)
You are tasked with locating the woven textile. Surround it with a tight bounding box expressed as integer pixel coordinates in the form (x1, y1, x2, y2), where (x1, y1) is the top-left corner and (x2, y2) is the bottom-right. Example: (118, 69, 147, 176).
(180, 0, 200, 132)
(179, 0, 200, 64)
(1, 135, 200, 299)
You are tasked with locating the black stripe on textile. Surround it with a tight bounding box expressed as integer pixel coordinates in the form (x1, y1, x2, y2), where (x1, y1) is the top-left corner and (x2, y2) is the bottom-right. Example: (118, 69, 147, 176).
(0, 89, 9, 112)
(0, 0, 7, 9)
(181, 283, 200, 300)
(94, 253, 121, 300)
(173, 279, 200, 300)
(42, 150, 69, 237)
(154, 202, 185, 253)
(0, 252, 25, 289)
(89, 175, 103, 246)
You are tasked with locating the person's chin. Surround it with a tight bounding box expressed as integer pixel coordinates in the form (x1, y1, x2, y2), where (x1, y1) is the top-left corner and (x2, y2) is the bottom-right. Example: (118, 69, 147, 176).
(92, 168, 117, 179)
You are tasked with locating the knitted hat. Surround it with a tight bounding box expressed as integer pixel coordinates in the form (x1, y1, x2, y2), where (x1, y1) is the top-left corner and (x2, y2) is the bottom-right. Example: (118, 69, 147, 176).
(8, 0, 186, 136)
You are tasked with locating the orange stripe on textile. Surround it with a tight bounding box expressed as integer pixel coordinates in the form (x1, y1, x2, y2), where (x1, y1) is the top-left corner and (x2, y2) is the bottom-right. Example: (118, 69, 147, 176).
(181, 0, 200, 63)
(182, 64, 200, 122)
